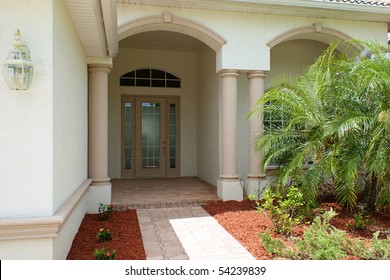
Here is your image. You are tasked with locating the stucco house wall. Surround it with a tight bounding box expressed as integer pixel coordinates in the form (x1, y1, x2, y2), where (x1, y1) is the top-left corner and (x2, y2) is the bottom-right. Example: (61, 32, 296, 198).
(52, 0, 89, 259)
(117, 3, 388, 72)
(196, 45, 220, 185)
(0, 0, 54, 219)
(0, 0, 89, 259)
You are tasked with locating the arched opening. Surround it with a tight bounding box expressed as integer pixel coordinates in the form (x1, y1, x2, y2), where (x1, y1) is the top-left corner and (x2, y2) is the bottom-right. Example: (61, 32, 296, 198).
(266, 25, 362, 90)
(108, 25, 222, 186)
(264, 26, 361, 166)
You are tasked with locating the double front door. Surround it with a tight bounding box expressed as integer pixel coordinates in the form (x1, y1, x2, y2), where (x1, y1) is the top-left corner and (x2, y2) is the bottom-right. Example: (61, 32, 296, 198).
(121, 96, 180, 178)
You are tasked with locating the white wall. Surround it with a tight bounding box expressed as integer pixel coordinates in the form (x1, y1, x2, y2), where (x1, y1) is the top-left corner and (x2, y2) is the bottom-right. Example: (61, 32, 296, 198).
(52, 0, 88, 259)
(52, 0, 88, 213)
(196, 45, 219, 185)
(0, 0, 89, 260)
(108, 48, 197, 178)
(117, 3, 388, 72)
(0, 0, 54, 218)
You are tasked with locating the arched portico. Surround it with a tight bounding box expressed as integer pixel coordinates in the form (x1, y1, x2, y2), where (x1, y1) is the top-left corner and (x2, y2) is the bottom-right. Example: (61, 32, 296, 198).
(109, 15, 236, 199)
(267, 23, 363, 52)
(118, 12, 226, 51)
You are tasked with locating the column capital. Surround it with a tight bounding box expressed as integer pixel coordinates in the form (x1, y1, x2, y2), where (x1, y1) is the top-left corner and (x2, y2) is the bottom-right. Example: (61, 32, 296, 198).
(219, 69, 240, 78)
(88, 63, 112, 73)
(247, 70, 266, 79)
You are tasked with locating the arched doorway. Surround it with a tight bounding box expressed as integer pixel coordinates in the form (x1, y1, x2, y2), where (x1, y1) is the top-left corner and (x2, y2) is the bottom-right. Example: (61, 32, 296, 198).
(109, 21, 224, 183)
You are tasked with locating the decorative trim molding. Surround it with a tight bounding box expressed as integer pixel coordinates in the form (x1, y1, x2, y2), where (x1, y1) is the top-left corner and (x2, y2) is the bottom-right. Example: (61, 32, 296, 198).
(0, 179, 92, 241)
(267, 24, 362, 50)
(118, 13, 226, 51)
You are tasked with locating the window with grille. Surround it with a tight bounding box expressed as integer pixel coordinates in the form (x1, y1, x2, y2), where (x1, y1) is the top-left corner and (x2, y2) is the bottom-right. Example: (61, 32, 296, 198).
(120, 68, 181, 88)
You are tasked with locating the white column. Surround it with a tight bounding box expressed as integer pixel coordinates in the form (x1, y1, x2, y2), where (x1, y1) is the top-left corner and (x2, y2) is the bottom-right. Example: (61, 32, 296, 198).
(217, 69, 242, 201)
(247, 70, 268, 198)
(88, 63, 112, 212)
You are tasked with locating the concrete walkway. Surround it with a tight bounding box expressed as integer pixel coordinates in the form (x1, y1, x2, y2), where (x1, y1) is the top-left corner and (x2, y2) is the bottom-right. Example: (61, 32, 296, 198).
(137, 206, 255, 260)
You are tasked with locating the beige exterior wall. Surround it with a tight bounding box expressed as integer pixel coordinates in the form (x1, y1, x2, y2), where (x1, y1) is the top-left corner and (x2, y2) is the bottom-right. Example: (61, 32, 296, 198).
(266, 39, 330, 88)
(117, 3, 388, 72)
(196, 45, 219, 185)
(108, 48, 198, 178)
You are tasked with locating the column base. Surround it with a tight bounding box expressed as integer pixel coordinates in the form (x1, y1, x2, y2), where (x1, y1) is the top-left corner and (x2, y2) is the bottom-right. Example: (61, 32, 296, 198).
(87, 182, 112, 213)
(245, 177, 270, 200)
(217, 179, 243, 201)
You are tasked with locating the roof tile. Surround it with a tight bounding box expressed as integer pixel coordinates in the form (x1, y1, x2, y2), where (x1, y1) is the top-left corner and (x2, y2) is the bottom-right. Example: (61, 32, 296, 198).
(322, 0, 390, 7)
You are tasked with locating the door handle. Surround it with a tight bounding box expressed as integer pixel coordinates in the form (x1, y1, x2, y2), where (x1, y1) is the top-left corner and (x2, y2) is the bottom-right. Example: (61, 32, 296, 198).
(162, 141, 166, 156)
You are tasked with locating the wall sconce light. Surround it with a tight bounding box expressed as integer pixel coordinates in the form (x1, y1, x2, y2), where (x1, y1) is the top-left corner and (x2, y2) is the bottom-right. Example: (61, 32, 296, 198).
(3, 29, 33, 90)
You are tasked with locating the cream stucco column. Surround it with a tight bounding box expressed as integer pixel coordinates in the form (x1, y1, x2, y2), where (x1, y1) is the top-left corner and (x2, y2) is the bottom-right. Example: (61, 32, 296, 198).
(246, 70, 268, 198)
(217, 69, 243, 201)
(88, 63, 112, 212)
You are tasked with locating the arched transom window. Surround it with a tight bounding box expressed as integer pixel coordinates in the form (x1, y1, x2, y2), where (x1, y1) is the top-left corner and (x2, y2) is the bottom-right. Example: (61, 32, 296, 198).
(120, 68, 181, 88)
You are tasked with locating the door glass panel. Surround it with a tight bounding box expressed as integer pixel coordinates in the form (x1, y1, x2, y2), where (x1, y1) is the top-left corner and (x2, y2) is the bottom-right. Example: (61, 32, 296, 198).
(169, 104, 176, 168)
(124, 102, 132, 169)
(141, 102, 160, 169)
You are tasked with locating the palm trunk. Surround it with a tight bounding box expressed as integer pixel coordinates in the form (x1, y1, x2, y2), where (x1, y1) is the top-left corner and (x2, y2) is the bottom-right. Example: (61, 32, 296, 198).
(361, 175, 378, 212)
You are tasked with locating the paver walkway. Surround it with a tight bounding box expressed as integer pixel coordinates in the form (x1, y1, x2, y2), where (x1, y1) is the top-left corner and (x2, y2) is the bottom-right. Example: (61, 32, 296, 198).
(137, 206, 255, 260)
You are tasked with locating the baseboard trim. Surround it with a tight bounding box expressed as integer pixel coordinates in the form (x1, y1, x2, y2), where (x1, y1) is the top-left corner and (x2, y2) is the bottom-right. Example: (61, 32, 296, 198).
(0, 179, 92, 241)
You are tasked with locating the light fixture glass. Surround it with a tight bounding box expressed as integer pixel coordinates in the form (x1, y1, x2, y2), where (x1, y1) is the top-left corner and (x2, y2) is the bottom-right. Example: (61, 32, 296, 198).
(3, 29, 33, 90)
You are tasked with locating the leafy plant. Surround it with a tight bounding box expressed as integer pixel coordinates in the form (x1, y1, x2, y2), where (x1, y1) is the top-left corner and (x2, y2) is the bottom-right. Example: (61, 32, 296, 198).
(259, 208, 390, 260)
(295, 208, 349, 260)
(93, 247, 116, 260)
(349, 231, 390, 260)
(98, 203, 115, 220)
(97, 228, 112, 242)
(353, 212, 367, 230)
(250, 41, 390, 211)
(255, 186, 305, 235)
(258, 229, 296, 259)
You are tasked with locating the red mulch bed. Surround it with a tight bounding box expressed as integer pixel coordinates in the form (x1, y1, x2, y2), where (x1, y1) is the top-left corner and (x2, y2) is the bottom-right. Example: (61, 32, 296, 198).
(67, 200, 390, 260)
(202, 200, 390, 260)
(66, 209, 146, 260)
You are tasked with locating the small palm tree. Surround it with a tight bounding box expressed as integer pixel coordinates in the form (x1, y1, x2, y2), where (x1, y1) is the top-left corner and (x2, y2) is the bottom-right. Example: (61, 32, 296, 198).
(250, 41, 390, 211)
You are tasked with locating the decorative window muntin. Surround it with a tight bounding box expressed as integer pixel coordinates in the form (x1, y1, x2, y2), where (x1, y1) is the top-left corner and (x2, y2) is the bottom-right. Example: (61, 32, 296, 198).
(120, 68, 181, 88)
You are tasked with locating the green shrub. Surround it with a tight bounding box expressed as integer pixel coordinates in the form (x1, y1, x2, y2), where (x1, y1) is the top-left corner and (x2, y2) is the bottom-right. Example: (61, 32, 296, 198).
(258, 229, 297, 259)
(349, 232, 390, 260)
(296, 209, 349, 260)
(97, 228, 112, 242)
(98, 203, 115, 220)
(258, 208, 390, 260)
(93, 247, 116, 260)
(353, 212, 367, 230)
(255, 186, 305, 235)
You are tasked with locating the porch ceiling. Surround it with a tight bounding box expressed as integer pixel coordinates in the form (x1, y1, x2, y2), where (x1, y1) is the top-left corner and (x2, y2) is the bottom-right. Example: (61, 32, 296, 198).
(64, 0, 118, 58)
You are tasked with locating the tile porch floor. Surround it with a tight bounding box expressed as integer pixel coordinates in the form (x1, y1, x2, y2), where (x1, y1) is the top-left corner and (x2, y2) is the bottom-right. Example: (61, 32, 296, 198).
(111, 176, 221, 209)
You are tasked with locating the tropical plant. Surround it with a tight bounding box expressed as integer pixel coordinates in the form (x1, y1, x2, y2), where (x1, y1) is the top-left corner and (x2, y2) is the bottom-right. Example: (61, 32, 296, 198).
(250, 40, 390, 211)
